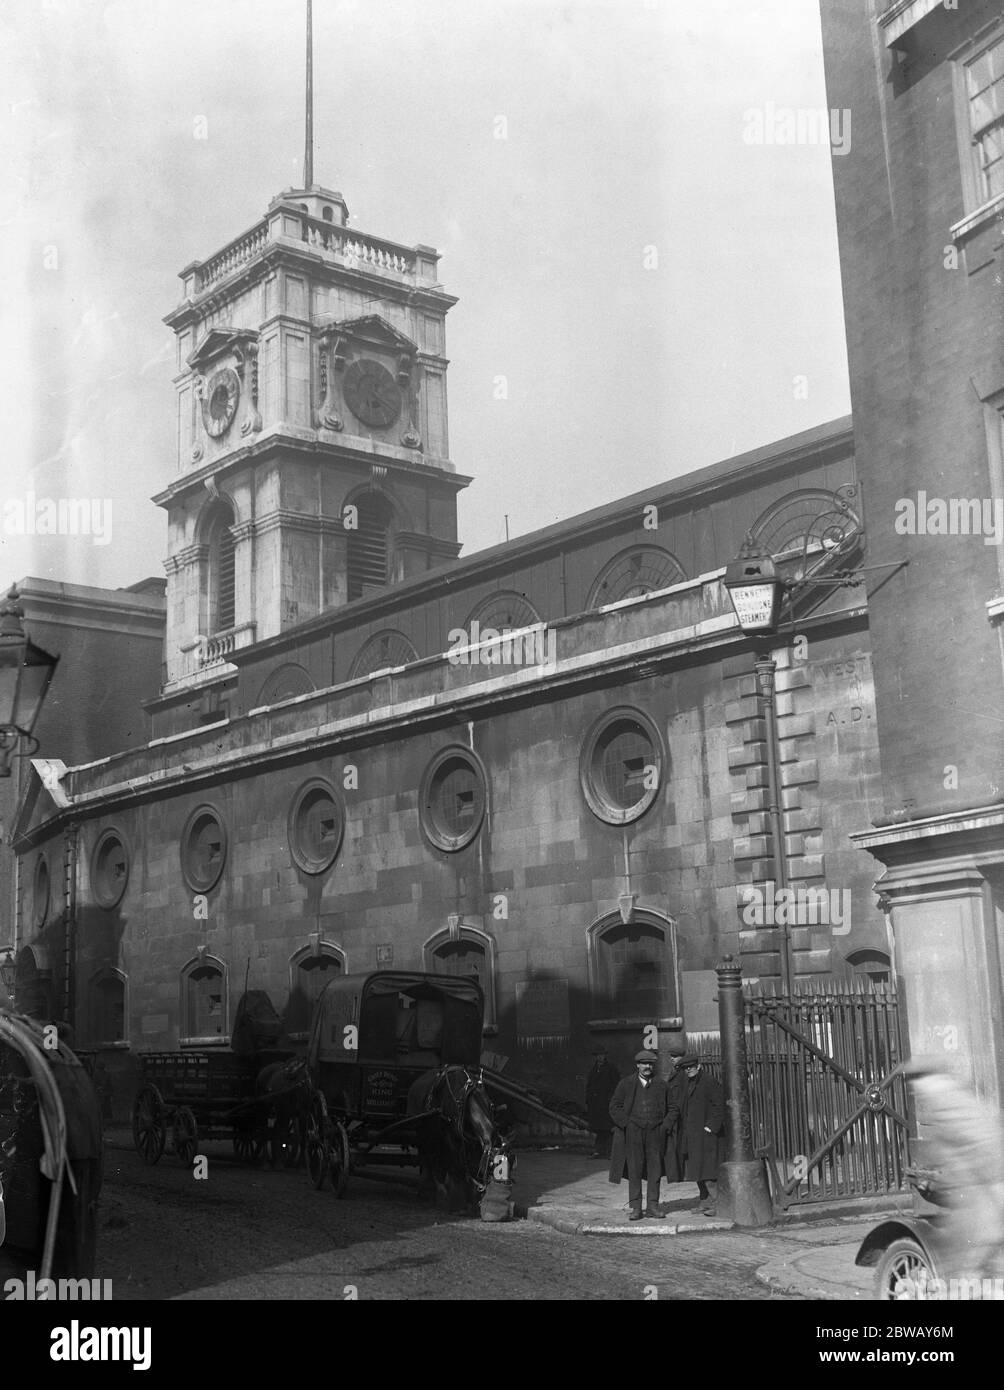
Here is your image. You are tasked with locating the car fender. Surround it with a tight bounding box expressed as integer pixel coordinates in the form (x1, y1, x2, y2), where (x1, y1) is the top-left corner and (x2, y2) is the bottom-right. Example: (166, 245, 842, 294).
(855, 1217, 942, 1269)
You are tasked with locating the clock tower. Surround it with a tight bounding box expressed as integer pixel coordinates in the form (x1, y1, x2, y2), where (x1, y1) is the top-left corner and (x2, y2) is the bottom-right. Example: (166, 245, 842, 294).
(154, 178, 469, 693)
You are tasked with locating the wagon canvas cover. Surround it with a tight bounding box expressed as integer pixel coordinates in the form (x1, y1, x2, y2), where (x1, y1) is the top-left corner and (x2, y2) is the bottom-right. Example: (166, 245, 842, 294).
(309, 972, 484, 1068)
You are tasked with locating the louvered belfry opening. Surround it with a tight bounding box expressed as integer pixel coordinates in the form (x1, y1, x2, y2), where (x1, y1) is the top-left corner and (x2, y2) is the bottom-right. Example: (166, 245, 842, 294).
(207, 502, 236, 632)
(347, 491, 394, 600)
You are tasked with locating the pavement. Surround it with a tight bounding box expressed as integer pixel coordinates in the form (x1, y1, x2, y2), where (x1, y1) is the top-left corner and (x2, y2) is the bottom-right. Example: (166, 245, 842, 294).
(516, 1148, 904, 1299)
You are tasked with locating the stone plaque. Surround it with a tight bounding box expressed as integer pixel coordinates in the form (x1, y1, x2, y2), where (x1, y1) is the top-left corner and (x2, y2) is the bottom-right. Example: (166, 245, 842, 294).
(515, 979, 569, 1046)
(141, 1014, 169, 1035)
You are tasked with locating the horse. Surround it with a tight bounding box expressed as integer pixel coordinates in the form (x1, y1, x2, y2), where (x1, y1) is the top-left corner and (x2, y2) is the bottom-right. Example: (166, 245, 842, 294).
(255, 1056, 311, 1169)
(405, 1064, 515, 1216)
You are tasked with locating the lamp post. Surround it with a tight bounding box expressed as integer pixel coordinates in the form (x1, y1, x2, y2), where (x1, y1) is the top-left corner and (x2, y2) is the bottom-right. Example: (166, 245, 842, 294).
(723, 542, 793, 994)
(0, 585, 59, 778)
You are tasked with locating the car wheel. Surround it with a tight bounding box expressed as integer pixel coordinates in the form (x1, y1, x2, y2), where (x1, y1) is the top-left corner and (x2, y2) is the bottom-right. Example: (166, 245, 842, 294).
(874, 1237, 938, 1300)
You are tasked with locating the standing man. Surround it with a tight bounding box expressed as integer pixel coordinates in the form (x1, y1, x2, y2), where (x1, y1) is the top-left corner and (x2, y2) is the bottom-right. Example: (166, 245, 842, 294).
(585, 1044, 619, 1159)
(608, 1049, 670, 1220)
(674, 1053, 724, 1215)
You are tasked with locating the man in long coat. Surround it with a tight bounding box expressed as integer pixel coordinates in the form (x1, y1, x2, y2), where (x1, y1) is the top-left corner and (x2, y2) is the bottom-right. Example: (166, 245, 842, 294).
(607, 1049, 671, 1219)
(674, 1052, 725, 1214)
(585, 1045, 619, 1158)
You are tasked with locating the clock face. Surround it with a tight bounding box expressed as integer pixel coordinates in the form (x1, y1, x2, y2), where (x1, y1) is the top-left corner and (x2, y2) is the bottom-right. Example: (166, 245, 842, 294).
(202, 367, 240, 438)
(343, 358, 401, 429)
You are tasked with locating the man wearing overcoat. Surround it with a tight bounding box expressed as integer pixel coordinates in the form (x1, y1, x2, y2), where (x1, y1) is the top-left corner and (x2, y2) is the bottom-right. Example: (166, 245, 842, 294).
(607, 1049, 671, 1219)
(674, 1052, 725, 1214)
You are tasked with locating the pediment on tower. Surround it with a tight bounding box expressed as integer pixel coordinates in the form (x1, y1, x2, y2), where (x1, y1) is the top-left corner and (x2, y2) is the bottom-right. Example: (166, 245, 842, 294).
(323, 314, 418, 356)
(187, 327, 260, 371)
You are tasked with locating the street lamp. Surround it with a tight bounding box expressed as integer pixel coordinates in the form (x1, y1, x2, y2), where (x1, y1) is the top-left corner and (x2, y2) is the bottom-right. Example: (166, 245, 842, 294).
(0, 585, 59, 778)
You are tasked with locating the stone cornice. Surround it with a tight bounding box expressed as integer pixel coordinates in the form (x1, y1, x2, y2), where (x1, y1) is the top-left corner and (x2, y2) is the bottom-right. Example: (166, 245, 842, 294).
(851, 805, 1004, 865)
(26, 590, 867, 825)
(165, 240, 456, 334)
(152, 434, 471, 510)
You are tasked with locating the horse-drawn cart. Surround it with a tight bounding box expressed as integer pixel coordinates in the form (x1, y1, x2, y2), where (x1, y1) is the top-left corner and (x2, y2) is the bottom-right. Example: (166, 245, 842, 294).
(131, 992, 307, 1168)
(304, 971, 514, 1213)
(0, 1010, 103, 1280)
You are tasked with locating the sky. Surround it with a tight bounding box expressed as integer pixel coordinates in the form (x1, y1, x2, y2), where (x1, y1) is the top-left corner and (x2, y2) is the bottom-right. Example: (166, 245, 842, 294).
(0, 0, 851, 590)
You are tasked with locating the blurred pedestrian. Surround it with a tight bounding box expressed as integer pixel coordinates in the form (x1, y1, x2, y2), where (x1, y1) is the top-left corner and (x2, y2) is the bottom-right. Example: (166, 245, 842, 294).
(585, 1044, 619, 1159)
(608, 1049, 671, 1219)
(673, 1053, 724, 1215)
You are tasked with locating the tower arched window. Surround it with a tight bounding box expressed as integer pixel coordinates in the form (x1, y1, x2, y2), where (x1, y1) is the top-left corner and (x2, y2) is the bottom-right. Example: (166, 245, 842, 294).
(205, 502, 236, 633)
(346, 491, 395, 600)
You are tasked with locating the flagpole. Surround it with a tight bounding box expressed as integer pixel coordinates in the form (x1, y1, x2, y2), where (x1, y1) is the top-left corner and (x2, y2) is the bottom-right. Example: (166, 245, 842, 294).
(303, 0, 314, 189)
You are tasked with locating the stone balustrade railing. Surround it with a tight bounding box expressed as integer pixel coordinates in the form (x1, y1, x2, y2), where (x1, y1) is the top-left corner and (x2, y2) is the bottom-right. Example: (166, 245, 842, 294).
(198, 622, 256, 668)
(193, 209, 420, 294)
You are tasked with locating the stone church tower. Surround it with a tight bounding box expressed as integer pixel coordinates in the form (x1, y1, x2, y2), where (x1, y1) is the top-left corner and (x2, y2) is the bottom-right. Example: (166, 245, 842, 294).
(155, 178, 468, 698)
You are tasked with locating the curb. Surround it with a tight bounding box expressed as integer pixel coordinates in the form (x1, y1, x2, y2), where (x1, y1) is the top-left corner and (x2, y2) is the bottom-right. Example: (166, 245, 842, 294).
(526, 1207, 735, 1236)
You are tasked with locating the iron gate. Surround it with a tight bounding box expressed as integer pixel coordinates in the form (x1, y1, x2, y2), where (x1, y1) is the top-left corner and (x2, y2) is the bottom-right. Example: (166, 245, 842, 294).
(699, 979, 910, 1206)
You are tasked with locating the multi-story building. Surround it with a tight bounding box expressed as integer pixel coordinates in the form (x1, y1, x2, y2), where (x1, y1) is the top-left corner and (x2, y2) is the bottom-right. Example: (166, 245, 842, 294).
(819, 0, 1004, 1108)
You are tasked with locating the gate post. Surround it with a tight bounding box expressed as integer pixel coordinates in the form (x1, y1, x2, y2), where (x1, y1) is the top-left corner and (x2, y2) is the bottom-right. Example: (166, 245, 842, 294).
(715, 954, 773, 1226)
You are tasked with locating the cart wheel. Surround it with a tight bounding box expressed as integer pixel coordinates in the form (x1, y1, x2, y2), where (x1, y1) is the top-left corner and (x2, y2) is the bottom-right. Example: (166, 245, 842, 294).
(327, 1118, 350, 1199)
(270, 1115, 302, 1170)
(132, 1084, 166, 1166)
(305, 1095, 328, 1190)
(172, 1106, 198, 1166)
(874, 1238, 938, 1299)
(232, 1126, 265, 1165)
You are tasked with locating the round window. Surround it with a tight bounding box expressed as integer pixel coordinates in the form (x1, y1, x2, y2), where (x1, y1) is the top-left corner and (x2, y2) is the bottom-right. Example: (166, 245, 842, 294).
(32, 855, 50, 929)
(180, 805, 228, 893)
(421, 747, 487, 852)
(581, 707, 663, 825)
(288, 779, 345, 874)
(92, 830, 129, 909)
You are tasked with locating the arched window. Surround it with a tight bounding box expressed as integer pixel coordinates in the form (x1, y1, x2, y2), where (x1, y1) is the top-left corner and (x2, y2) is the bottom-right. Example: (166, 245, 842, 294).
(287, 942, 345, 1038)
(586, 547, 687, 610)
(423, 925, 497, 1029)
(844, 948, 892, 985)
(89, 968, 126, 1045)
(463, 591, 541, 632)
(747, 487, 863, 583)
(204, 500, 237, 633)
(587, 912, 678, 1022)
(348, 630, 419, 680)
(255, 664, 315, 706)
(346, 491, 395, 600)
(181, 953, 228, 1044)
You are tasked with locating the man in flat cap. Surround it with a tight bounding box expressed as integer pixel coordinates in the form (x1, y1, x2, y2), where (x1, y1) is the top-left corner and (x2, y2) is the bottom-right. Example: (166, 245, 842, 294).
(608, 1049, 671, 1219)
(585, 1044, 620, 1159)
(674, 1053, 725, 1215)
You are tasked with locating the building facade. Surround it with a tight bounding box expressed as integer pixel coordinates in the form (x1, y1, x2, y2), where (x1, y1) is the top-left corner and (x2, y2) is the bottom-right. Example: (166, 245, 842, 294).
(11, 175, 893, 1115)
(819, 0, 1004, 1113)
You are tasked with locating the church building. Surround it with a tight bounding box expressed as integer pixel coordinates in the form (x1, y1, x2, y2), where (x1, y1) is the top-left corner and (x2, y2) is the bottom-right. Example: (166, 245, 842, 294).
(9, 69, 895, 1115)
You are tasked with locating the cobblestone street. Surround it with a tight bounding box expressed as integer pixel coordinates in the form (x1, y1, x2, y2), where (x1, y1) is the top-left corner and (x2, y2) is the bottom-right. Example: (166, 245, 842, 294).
(67, 1141, 818, 1301)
